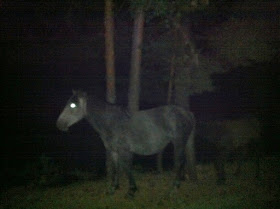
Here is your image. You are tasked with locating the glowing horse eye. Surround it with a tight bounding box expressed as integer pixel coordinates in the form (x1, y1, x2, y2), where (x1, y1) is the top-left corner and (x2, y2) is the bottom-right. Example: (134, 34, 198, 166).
(70, 103, 76, 108)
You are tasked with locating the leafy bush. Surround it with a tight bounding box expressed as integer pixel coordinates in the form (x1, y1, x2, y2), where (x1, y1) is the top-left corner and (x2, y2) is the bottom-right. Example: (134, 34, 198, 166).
(21, 154, 64, 187)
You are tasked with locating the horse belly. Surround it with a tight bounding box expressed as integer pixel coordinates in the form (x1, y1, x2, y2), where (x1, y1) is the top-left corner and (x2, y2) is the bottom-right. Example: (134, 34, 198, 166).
(125, 112, 174, 155)
(127, 129, 171, 155)
(131, 138, 170, 155)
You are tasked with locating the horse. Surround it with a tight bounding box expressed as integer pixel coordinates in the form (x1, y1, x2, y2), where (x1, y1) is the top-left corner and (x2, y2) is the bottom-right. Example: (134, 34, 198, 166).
(56, 90, 197, 197)
(196, 118, 262, 184)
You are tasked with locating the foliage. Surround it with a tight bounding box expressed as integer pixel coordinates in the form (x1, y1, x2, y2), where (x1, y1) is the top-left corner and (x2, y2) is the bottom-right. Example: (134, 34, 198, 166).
(130, 0, 208, 25)
(1, 158, 279, 209)
(208, 17, 279, 67)
(11, 154, 97, 188)
(26, 154, 64, 187)
(142, 24, 224, 100)
(69, 168, 95, 182)
(174, 53, 224, 94)
(135, 0, 225, 106)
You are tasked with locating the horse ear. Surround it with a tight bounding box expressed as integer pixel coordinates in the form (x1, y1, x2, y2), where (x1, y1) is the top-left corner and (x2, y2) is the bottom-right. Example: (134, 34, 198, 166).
(82, 91, 87, 97)
(73, 89, 87, 97)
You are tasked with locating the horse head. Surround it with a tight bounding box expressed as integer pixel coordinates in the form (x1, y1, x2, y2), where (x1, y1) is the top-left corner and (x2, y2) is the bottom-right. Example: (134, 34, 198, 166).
(56, 90, 87, 131)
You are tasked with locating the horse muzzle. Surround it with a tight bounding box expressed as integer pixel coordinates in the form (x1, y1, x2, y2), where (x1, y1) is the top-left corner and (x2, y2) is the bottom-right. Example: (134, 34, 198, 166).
(56, 121, 69, 132)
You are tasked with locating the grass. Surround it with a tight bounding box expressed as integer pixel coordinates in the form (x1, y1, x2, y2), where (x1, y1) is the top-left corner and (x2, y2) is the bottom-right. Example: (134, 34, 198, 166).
(1, 157, 279, 209)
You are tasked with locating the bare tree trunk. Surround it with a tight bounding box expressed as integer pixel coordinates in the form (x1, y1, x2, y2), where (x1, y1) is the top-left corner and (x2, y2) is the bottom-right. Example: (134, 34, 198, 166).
(104, 0, 116, 178)
(105, 0, 116, 104)
(167, 55, 176, 105)
(174, 86, 190, 110)
(174, 22, 193, 111)
(158, 21, 195, 172)
(157, 55, 176, 173)
(128, 8, 145, 113)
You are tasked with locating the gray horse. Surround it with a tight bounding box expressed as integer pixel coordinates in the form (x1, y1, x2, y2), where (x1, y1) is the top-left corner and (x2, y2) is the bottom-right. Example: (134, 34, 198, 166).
(56, 90, 197, 197)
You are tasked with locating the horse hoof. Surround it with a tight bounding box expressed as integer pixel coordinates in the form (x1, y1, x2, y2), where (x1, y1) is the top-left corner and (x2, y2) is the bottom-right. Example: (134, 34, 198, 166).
(179, 175, 186, 181)
(125, 192, 135, 199)
(106, 189, 115, 196)
(106, 185, 119, 195)
(234, 171, 241, 176)
(216, 179, 225, 185)
(125, 190, 136, 199)
(173, 180, 180, 189)
(189, 174, 198, 182)
(125, 187, 137, 199)
(168, 186, 179, 198)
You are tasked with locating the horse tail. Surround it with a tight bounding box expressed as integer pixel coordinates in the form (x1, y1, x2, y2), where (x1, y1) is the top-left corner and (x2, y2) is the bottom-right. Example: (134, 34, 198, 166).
(185, 112, 198, 181)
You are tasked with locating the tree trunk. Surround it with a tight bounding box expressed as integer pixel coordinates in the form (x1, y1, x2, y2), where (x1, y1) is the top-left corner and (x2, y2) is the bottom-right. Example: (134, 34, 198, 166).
(157, 55, 176, 173)
(174, 85, 190, 110)
(173, 22, 193, 111)
(104, 0, 116, 178)
(158, 21, 195, 172)
(128, 8, 145, 113)
(104, 0, 116, 104)
(167, 55, 176, 105)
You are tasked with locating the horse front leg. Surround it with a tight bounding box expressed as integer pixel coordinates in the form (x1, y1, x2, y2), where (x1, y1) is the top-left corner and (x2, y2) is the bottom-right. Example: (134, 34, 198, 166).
(173, 145, 186, 188)
(214, 149, 228, 185)
(106, 150, 112, 178)
(120, 151, 137, 198)
(107, 151, 120, 195)
(234, 146, 245, 176)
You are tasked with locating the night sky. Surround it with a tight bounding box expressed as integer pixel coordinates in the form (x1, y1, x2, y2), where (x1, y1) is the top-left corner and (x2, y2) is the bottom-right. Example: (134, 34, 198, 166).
(1, 1, 279, 185)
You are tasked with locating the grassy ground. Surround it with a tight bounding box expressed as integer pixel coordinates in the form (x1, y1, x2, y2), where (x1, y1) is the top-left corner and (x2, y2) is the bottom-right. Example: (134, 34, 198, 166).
(1, 157, 279, 209)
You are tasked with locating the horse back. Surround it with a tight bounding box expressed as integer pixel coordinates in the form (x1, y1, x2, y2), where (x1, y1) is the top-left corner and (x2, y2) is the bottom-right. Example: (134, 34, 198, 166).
(119, 105, 194, 155)
(135, 105, 194, 136)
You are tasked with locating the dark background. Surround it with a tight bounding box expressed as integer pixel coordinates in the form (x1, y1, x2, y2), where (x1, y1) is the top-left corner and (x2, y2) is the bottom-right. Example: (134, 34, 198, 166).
(1, 0, 279, 187)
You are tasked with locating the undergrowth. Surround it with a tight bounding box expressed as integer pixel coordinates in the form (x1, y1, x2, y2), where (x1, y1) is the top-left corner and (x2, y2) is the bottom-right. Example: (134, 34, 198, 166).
(1, 157, 279, 209)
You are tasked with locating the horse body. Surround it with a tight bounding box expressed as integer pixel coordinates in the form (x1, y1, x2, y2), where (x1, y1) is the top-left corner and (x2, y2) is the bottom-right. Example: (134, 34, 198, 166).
(110, 106, 192, 155)
(57, 90, 197, 196)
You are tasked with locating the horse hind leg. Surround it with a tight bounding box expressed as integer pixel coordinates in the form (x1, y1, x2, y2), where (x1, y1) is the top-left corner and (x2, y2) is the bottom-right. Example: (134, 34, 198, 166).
(214, 158, 226, 185)
(107, 151, 120, 195)
(214, 149, 228, 185)
(173, 145, 186, 188)
(233, 145, 246, 176)
(185, 135, 198, 181)
(119, 151, 137, 198)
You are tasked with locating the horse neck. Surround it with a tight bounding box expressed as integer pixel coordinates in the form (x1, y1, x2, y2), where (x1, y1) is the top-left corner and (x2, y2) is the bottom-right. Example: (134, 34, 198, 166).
(85, 96, 126, 133)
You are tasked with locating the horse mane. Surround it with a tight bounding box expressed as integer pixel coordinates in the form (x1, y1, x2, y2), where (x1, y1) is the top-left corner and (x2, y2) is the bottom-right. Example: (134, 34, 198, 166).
(87, 94, 131, 119)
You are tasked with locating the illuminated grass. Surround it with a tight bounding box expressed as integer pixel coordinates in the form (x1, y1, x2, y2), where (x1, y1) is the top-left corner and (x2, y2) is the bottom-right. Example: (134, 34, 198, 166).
(1, 157, 279, 209)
